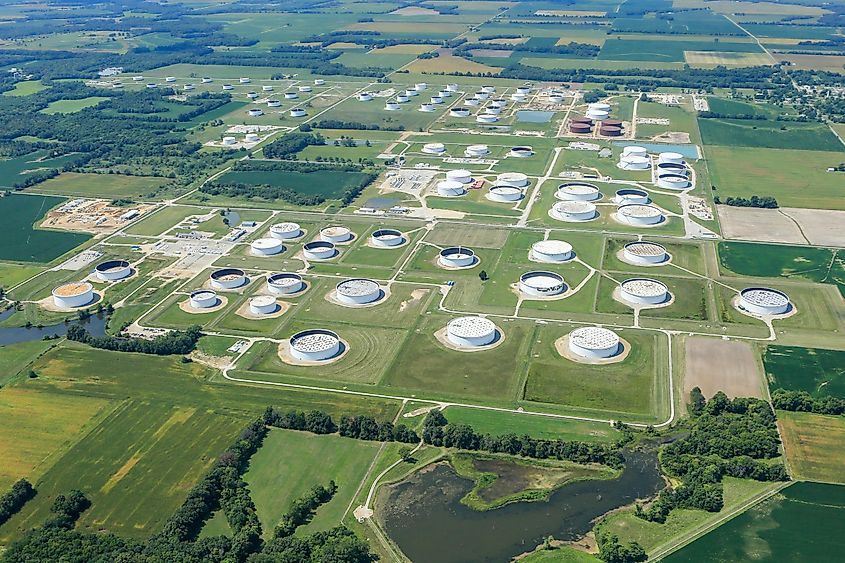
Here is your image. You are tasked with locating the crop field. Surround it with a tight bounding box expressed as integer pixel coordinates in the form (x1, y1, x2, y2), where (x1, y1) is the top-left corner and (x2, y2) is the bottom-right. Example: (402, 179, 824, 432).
(598, 39, 763, 62)
(663, 482, 845, 563)
(31, 172, 169, 199)
(699, 119, 841, 151)
(0, 149, 84, 188)
(763, 345, 845, 399)
(778, 410, 845, 484)
(215, 165, 370, 199)
(241, 428, 382, 537)
(684, 51, 772, 66)
(0, 194, 90, 263)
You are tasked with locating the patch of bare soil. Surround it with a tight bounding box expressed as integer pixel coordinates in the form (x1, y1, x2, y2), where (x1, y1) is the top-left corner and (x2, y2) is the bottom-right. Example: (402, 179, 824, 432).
(684, 336, 764, 400)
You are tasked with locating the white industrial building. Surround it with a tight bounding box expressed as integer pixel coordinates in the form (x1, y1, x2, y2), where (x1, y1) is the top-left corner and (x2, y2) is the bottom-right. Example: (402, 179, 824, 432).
(289, 329, 341, 361)
(438, 246, 476, 268)
(303, 241, 336, 260)
(267, 272, 305, 295)
(251, 238, 284, 256)
(52, 282, 94, 309)
(569, 327, 621, 359)
(335, 278, 382, 305)
(739, 288, 791, 315)
(94, 260, 131, 282)
(620, 278, 670, 305)
(210, 268, 247, 290)
(623, 241, 669, 265)
(617, 204, 664, 226)
(270, 222, 302, 240)
(550, 200, 598, 222)
(371, 228, 405, 247)
(446, 316, 497, 348)
(530, 240, 574, 263)
(519, 271, 567, 297)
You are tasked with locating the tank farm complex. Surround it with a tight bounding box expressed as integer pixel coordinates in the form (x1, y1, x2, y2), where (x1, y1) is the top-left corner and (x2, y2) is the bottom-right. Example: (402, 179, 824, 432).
(1, 1, 845, 562)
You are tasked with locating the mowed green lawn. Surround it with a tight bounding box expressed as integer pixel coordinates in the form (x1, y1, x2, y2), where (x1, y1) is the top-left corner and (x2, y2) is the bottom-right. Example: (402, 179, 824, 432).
(32, 172, 169, 199)
(0, 400, 247, 540)
(706, 146, 845, 210)
(241, 428, 382, 538)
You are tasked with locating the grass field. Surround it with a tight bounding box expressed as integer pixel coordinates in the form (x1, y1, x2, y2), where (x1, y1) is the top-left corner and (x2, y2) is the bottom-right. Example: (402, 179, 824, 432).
(3, 80, 47, 97)
(706, 146, 845, 210)
(599, 38, 763, 62)
(0, 149, 84, 188)
(663, 482, 845, 563)
(0, 194, 90, 263)
(124, 205, 201, 236)
(699, 120, 840, 150)
(442, 407, 620, 443)
(0, 261, 45, 288)
(242, 428, 382, 537)
(778, 410, 845, 484)
(40, 96, 108, 114)
(763, 345, 845, 399)
(33, 172, 169, 199)
(216, 164, 371, 199)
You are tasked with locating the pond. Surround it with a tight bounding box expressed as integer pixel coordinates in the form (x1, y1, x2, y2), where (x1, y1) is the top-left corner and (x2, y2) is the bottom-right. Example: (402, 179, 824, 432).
(378, 450, 662, 563)
(517, 110, 555, 123)
(0, 307, 108, 346)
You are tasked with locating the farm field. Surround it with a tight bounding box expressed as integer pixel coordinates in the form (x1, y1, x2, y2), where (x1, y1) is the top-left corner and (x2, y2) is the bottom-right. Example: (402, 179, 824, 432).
(763, 345, 845, 399)
(30, 172, 170, 199)
(778, 410, 845, 484)
(0, 194, 90, 263)
(699, 119, 841, 151)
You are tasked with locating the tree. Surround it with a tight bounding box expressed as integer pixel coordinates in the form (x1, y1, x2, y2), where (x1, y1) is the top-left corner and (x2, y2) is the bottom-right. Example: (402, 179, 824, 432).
(689, 386, 706, 417)
(478, 270, 489, 281)
(398, 446, 415, 463)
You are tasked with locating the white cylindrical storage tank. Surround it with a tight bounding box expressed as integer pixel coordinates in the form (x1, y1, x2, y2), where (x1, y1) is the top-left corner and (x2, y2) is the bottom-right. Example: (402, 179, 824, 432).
(299, 85, 312, 93)
(450, 108, 470, 117)
(146, 83, 157, 89)
(487, 186, 522, 202)
(262, 85, 273, 92)
(586, 109, 609, 120)
(245, 133, 260, 143)
(419, 103, 435, 112)
(446, 83, 459, 92)
(267, 99, 281, 108)
(588, 102, 611, 112)
(95, 260, 131, 281)
(222, 136, 237, 146)
(615, 188, 650, 205)
(548, 94, 564, 103)
(619, 155, 651, 171)
(405, 89, 418, 97)
(739, 288, 791, 315)
(189, 289, 218, 309)
(289, 329, 341, 361)
(336, 278, 381, 305)
(430, 96, 443, 104)
(483, 106, 501, 115)
(183, 84, 194, 91)
(476, 113, 498, 123)
(657, 162, 688, 176)
(508, 146, 534, 158)
(422, 142, 446, 155)
(414, 83, 427, 91)
(437, 180, 467, 197)
(519, 271, 566, 297)
(303, 241, 336, 260)
(438, 90, 451, 98)
(222, 84, 233, 91)
(555, 182, 601, 202)
(550, 200, 598, 222)
(249, 295, 278, 315)
(133, 76, 144, 82)
(439, 246, 476, 268)
(516, 86, 531, 95)
(314, 79, 325, 85)
(618, 204, 664, 226)
(396, 94, 410, 103)
(247, 108, 263, 117)
(270, 222, 302, 240)
(464, 98, 480, 107)
(165, 76, 176, 83)
(475, 91, 490, 100)
(320, 226, 352, 243)
(569, 327, 621, 359)
(247, 92, 259, 99)
(239, 77, 250, 84)
(251, 238, 284, 256)
(622, 146, 648, 158)
(371, 228, 404, 247)
(210, 268, 247, 290)
(620, 278, 669, 305)
(511, 93, 527, 102)
(357, 92, 373, 101)
(481, 85, 495, 94)
(658, 152, 684, 165)
(623, 241, 668, 265)
(531, 240, 573, 263)
(52, 282, 94, 308)
(284, 91, 299, 100)
(465, 144, 489, 157)
(447, 316, 496, 348)
(490, 99, 507, 109)
(657, 174, 691, 190)
(446, 169, 472, 184)
(267, 273, 304, 295)
(385, 101, 401, 111)
(289, 108, 306, 117)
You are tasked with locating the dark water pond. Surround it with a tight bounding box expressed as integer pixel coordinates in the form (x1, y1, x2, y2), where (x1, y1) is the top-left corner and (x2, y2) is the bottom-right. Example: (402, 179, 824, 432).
(379, 450, 662, 563)
(0, 307, 107, 346)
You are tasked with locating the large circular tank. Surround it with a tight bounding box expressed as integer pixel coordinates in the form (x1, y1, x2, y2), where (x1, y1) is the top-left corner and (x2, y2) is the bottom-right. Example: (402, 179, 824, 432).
(516, 86, 531, 95)
(303, 241, 336, 260)
(267, 273, 304, 295)
(415, 82, 428, 91)
(406, 88, 418, 97)
(385, 101, 401, 111)
(247, 108, 263, 117)
(251, 238, 284, 256)
(284, 91, 298, 100)
(465, 144, 489, 157)
(548, 93, 564, 104)
(430, 96, 443, 105)
(439, 246, 476, 268)
(320, 226, 353, 243)
(397, 94, 410, 103)
(262, 85, 273, 92)
(530, 240, 573, 263)
(657, 174, 691, 190)
(95, 260, 131, 281)
(658, 152, 685, 165)
(657, 162, 688, 176)
(599, 125, 622, 137)
(519, 271, 566, 297)
(245, 133, 260, 143)
(464, 98, 480, 107)
(269, 222, 302, 240)
(267, 99, 281, 108)
(484, 106, 501, 115)
(588, 102, 611, 112)
(495, 172, 528, 187)
(336, 278, 382, 305)
(620, 278, 669, 305)
(569, 327, 621, 359)
(298, 85, 312, 92)
(487, 186, 523, 202)
(508, 146, 534, 158)
(586, 109, 609, 121)
(289, 329, 341, 361)
(623, 241, 668, 265)
(622, 146, 647, 157)
(222, 136, 237, 146)
(511, 93, 527, 102)
(450, 107, 471, 117)
(289, 108, 306, 117)
(602, 119, 623, 127)
(419, 103, 435, 112)
(550, 200, 598, 222)
(357, 92, 373, 102)
(739, 288, 791, 315)
(249, 295, 278, 315)
(619, 155, 651, 170)
(314, 79, 325, 85)
(52, 282, 94, 309)
(490, 98, 507, 109)
(446, 83, 459, 92)
(476, 113, 499, 123)
(371, 228, 405, 247)
(189, 289, 218, 309)
(617, 204, 664, 226)
(210, 268, 247, 290)
(569, 122, 592, 134)
(556, 182, 601, 202)
(475, 91, 490, 100)
(422, 142, 446, 155)
(446, 316, 497, 348)
(571, 116, 593, 125)
(481, 85, 496, 94)
(437, 180, 467, 197)
(446, 169, 472, 184)
(615, 188, 650, 205)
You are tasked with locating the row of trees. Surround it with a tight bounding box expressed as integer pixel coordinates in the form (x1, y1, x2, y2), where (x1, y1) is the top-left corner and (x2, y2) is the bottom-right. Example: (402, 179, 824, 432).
(714, 195, 779, 209)
(262, 407, 420, 444)
(262, 131, 325, 159)
(66, 325, 202, 356)
(771, 389, 845, 416)
(273, 482, 337, 539)
(0, 479, 36, 527)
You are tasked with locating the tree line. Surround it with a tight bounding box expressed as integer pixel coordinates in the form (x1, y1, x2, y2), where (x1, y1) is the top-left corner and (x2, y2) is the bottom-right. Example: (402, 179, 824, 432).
(262, 131, 325, 159)
(0, 479, 36, 527)
(66, 325, 202, 356)
(714, 195, 779, 209)
(263, 407, 420, 444)
(771, 389, 845, 416)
